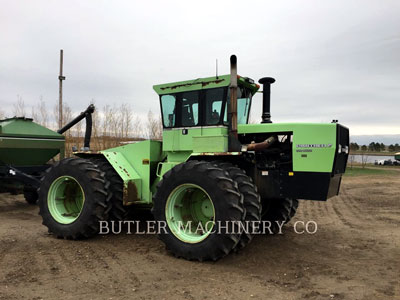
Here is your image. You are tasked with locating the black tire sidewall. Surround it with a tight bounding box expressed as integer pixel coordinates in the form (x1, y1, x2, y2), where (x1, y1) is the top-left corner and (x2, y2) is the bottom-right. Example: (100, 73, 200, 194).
(39, 159, 106, 238)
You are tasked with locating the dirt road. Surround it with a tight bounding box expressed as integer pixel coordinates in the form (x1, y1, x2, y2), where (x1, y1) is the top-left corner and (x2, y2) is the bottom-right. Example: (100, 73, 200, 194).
(0, 174, 399, 300)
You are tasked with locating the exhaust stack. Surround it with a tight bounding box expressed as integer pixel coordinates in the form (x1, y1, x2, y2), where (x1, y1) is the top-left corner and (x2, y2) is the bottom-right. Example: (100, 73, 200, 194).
(227, 55, 243, 152)
(229, 55, 238, 138)
(258, 77, 275, 123)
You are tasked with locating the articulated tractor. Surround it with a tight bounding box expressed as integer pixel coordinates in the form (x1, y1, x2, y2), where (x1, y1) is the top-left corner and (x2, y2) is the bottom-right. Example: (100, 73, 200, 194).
(38, 56, 349, 261)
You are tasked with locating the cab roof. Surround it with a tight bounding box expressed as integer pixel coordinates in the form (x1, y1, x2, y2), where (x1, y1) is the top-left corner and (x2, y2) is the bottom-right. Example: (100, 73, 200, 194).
(153, 74, 259, 95)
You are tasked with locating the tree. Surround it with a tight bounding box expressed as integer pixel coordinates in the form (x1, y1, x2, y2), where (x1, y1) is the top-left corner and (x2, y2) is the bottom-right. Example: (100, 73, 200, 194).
(361, 152, 369, 168)
(350, 142, 359, 152)
(368, 142, 375, 151)
(13, 95, 26, 117)
(375, 142, 382, 152)
(360, 145, 368, 168)
(388, 144, 395, 152)
(54, 101, 72, 156)
(31, 97, 49, 127)
(117, 103, 131, 139)
(53, 101, 72, 130)
(146, 110, 162, 140)
(395, 143, 400, 151)
(38, 97, 49, 127)
(348, 154, 355, 169)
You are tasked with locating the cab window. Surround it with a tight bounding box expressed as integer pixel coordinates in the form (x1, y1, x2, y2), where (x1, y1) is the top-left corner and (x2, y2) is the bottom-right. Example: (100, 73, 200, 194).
(224, 87, 252, 124)
(205, 88, 224, 125)
(237, 97, 251, 124)
(161, 95, 176, 127)
(181, 91, 199, 126)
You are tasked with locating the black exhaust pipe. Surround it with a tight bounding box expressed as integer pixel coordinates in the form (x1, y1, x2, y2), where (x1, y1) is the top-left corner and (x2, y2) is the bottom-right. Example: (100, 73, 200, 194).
(258, 77, 275, 123)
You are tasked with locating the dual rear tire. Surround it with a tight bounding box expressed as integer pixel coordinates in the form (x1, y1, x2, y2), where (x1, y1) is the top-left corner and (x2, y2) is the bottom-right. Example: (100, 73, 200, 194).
(153, 160, 263, 261)
(262, 198, 299, 233)
(152, 160, 245, 261)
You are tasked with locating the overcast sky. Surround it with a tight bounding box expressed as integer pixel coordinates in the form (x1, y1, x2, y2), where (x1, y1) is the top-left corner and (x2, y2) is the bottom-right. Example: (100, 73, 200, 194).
(1, 0, 399, 137)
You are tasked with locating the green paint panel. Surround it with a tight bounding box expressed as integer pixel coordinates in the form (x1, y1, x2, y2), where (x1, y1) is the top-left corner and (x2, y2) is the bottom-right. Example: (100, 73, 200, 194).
(239, 123, 337, 172)
(101, 140, 163, 204)
(102, 151, 142, 199)
(165, 151, 192, 163)
(163, 127, 228, 152)
(0, 118, 64, 166)
(192, 135, 228, 153)
(0, 118, 63, 139)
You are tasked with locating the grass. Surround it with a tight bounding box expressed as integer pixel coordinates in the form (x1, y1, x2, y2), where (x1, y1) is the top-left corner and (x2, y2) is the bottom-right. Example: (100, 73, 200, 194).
(351, 151, 397, 156)
(344, 166, 397, 177)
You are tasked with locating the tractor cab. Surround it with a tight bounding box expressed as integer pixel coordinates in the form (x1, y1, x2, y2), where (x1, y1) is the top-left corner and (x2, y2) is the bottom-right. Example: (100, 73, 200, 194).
(154, 75, 259, 129)
(153, 75, 259, 155)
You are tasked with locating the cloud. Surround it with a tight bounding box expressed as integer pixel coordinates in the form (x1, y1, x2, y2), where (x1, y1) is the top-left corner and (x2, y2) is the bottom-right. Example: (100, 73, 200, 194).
(0, 0, 399, 136)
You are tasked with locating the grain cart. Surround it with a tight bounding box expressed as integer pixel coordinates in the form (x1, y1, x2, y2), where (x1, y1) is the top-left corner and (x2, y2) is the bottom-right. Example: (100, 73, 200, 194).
(38, 56, 349, 261)
(0, 105, 95, 204)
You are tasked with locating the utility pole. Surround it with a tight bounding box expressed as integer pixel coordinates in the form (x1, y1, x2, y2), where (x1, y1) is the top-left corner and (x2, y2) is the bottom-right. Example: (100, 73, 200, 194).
(58, 49, 65, 129)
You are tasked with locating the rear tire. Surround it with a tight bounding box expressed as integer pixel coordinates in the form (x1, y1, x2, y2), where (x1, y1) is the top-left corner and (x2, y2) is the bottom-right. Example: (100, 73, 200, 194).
(152, 160, 244, 261)
(38, 158, 111, 239)
(211, 161, 261, 251)
(90, 157, 128, 221)
(262, 198, 299, 234)
(24, 187, 38, 205)
(289, 199, 299, 220)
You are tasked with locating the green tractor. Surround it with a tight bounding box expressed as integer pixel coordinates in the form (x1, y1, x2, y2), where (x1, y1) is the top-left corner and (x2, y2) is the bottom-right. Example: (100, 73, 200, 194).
(38, 55, 349, 261)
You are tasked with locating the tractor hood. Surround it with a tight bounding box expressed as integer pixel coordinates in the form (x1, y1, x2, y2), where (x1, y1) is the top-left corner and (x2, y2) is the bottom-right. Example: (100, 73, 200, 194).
(238, 122, 349, 173)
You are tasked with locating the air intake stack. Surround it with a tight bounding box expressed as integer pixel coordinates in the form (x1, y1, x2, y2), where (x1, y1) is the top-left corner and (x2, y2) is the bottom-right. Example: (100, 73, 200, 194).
(258, 77, 275, 123)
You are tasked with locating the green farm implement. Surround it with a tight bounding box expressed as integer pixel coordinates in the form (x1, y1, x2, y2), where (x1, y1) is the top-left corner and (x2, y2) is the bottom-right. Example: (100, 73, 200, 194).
(38, 56, 349, 261)
(0, 105, 94, 204)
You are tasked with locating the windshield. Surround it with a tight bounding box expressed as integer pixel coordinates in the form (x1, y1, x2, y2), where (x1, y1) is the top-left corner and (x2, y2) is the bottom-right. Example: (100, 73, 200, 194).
(224, 86, 252, 125)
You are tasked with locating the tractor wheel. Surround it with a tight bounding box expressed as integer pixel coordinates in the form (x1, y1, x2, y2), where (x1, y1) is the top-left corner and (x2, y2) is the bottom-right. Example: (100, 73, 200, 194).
(152, 160, 244, 261)
(23, 187, 38, 205)
(38, 157, 111, 239)
(262, 198, 299, 234)
(211, 161, 261, 251)
(90, 158, 128, 221)
(289, 199, 299, 219)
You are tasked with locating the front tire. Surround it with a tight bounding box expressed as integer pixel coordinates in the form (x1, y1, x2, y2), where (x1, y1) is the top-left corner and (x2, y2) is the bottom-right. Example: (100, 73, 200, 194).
(152, 161, 244, 261)
(38, 158, 111, 239)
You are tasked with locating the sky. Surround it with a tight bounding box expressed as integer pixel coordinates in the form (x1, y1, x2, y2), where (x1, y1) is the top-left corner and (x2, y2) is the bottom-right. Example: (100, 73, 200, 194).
(0, 0, 399, 140)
